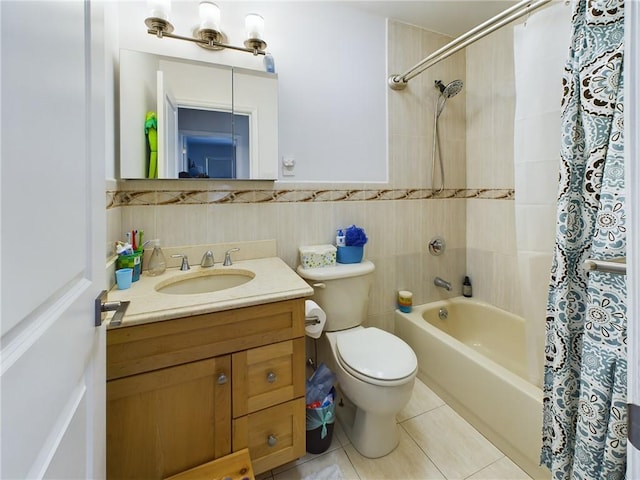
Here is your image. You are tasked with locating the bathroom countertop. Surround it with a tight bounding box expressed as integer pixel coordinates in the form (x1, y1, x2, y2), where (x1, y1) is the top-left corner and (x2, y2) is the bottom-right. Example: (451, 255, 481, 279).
(107, 256, 314, 328)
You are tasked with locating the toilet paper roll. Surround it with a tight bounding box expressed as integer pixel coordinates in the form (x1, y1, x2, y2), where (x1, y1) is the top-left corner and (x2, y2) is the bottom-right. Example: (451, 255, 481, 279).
(305, 300, 326, 339)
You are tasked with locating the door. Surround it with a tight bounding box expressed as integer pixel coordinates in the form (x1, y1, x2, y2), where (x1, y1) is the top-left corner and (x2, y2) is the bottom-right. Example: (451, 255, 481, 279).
(627, 1, 640, 475)
(107, 356, 232, 479)
(1, 1, 106, 478)
(157, 70, 179, 178)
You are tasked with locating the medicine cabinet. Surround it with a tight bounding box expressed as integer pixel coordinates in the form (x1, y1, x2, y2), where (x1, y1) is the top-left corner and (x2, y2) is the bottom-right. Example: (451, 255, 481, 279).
(119, 49, 278, 180)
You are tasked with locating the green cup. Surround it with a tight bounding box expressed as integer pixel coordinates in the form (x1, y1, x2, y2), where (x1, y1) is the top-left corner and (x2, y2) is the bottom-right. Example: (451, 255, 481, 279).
(116, 250, 142, 281)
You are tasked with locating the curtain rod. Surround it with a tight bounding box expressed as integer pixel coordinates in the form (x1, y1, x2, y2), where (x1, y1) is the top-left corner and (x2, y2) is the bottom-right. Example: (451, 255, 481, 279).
(388, 0, 553, 90)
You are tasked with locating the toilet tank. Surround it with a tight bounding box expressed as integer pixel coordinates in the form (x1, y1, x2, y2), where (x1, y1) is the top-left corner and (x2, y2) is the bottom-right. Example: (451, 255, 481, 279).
(296, 261, 375, 331)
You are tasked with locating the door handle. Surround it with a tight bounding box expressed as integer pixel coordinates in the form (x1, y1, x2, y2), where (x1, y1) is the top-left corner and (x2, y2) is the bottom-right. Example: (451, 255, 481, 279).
(630, 403, 640, 450)
(95, 290, 130, 327)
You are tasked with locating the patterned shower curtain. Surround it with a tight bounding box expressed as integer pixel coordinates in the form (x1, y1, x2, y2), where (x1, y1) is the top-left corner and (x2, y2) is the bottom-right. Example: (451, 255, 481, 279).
(541, 0, 627, 479)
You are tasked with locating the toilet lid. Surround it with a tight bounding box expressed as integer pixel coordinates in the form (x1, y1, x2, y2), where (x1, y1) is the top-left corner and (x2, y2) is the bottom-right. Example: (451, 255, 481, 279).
(336, 327, 417, 382)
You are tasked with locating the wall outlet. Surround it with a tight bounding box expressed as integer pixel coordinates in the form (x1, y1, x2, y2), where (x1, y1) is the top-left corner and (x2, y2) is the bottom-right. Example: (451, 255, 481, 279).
(282, 156, 296, 176)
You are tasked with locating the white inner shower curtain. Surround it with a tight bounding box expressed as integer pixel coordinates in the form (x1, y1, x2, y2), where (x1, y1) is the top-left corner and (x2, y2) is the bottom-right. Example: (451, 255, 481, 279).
(513, 2, 572, 387)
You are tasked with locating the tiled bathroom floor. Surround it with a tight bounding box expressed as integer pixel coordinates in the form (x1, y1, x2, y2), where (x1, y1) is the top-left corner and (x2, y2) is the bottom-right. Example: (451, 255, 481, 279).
(259, 378, 533, 480)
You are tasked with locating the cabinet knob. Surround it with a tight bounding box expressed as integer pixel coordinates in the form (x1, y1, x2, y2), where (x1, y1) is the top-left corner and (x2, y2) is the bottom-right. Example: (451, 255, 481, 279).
(266, 371, 277, 383)
(267, 434, 277, 447)
(217, 373, 228, 385)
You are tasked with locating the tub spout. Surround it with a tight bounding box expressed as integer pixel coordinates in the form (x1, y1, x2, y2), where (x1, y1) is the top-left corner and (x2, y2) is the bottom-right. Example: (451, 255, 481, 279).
(434, 276, 452, 291)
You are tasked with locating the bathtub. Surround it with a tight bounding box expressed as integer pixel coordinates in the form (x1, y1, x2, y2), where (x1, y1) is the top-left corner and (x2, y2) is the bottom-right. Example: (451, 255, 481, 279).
(395, 297, 549, 479)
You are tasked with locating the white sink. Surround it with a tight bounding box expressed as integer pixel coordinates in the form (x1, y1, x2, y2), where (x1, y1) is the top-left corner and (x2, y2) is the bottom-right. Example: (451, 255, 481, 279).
(155, 269, 255, 295)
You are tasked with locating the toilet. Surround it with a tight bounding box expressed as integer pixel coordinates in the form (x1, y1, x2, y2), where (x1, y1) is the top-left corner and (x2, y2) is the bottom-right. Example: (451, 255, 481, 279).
(297, 260, 417, 458)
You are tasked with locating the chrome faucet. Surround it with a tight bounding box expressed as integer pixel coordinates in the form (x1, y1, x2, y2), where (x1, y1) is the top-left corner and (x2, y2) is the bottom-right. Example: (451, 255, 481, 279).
(434, 276, 452, 291)
(223, 248, 240, 266)
(171, 254, 190, 271)
(200, 250, 215, 268)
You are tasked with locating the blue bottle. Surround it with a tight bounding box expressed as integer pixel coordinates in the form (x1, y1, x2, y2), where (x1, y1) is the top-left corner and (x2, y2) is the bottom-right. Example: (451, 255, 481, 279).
(263, 53, 275, 73)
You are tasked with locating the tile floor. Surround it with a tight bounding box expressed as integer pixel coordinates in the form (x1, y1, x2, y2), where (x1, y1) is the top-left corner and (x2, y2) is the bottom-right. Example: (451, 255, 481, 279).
(258, 378, 533, 480)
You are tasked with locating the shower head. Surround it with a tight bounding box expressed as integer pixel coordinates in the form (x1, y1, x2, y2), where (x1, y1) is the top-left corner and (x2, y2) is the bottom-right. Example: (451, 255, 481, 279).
(435, 79, 464, 98)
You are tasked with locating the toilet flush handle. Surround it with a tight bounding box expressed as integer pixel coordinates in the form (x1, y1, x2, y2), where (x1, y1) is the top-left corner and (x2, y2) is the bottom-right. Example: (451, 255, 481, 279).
(312, 283, 326, 289)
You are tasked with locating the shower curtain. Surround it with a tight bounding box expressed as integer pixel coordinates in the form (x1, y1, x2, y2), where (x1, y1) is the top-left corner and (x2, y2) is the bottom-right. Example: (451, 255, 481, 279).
(542, 0, 627, 479)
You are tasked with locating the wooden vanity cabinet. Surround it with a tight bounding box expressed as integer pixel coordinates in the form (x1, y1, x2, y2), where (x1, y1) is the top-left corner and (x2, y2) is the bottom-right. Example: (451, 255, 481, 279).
(106, 299, 306, 479)
(107, 356, 232, 480)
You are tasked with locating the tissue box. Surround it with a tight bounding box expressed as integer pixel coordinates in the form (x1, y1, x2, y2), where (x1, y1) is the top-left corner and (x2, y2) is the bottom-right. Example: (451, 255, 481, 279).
(299, 245, 337, 269)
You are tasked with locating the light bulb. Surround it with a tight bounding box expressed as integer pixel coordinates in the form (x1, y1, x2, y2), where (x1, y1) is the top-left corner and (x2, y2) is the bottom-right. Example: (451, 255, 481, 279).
(245, 13, 264, 40)
(199, 1, 220, 31)
(147, 0, 171, 21)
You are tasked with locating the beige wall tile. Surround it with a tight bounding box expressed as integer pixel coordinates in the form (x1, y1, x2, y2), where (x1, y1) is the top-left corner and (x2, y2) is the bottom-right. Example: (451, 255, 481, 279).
(423, 247, 467, 299)
(467, 199, 517, 254)
(119, 205, 157, 247)
(492, 252, 523, 316)
(466, 247, 495, 305)
(367, 255, 397, 321)
(363, 311, 396, 333)
(155, 204, 208, 247)
(107, 206, 122, 258)
(430, 199, 467, 250)
(467, 25, 516, 190)
(389, 134, 429, 189)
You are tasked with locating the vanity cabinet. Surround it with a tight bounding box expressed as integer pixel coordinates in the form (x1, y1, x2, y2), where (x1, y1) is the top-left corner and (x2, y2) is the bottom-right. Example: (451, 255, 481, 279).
(106, 298, 306, 479)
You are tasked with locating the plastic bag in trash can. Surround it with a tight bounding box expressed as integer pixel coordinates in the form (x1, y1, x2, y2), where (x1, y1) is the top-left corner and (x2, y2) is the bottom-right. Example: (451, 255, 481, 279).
(305, 363, 336, 405)
(306, 389, 335, 439)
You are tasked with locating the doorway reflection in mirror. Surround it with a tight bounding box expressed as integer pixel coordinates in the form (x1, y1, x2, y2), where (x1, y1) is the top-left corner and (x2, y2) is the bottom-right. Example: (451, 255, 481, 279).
(177, 107, 250, 179)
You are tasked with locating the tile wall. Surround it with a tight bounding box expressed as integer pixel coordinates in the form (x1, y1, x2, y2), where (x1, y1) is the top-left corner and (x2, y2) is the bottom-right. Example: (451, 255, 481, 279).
(107, 19, 519, 332)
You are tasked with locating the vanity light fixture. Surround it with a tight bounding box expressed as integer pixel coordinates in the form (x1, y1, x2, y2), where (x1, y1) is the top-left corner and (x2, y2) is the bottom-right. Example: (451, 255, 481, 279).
(144, 0, 267, 56)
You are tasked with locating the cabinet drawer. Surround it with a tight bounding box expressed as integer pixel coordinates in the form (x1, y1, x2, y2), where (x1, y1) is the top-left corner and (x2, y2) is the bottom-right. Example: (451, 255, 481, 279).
(108, 299, 305, 380)
(232, 338, 305, 417)
(233, 398, 305, 475)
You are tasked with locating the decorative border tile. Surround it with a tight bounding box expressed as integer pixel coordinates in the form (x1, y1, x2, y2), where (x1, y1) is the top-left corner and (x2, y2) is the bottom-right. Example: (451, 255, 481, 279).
(107, 188, 514, 208)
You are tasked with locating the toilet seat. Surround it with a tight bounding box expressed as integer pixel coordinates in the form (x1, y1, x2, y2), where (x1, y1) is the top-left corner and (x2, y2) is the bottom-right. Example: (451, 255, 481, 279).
(336, 327, 417, 386)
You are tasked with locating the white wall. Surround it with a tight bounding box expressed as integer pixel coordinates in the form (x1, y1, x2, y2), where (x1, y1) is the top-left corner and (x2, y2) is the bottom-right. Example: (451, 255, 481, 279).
(117, 1, 388, 182)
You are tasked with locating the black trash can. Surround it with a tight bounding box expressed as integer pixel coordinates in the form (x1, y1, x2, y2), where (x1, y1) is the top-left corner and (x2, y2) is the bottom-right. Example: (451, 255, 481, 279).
(305, 387, 336, 454)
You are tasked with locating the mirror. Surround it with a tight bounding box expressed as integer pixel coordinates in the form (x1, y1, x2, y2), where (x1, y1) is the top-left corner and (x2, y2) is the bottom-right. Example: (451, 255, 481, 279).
(119, 49, 278, 180)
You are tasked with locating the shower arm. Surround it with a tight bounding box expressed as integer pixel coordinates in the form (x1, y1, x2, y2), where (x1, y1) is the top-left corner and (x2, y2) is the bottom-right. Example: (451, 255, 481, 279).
(388, 0, 552, 90)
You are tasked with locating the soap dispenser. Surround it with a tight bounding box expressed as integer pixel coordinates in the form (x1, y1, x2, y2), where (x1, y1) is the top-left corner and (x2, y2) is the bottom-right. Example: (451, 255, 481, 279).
(147, 239, 167, 276)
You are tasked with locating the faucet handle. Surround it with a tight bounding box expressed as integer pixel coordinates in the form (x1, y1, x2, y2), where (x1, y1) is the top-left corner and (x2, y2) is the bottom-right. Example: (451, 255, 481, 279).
(223, 248, 240, 266)
(200, 250, 215, 268)
(171, 254, 190, 271)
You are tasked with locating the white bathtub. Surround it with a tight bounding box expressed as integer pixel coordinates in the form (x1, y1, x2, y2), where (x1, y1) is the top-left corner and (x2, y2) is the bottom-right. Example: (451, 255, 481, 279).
(394, 297, 549, 479)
